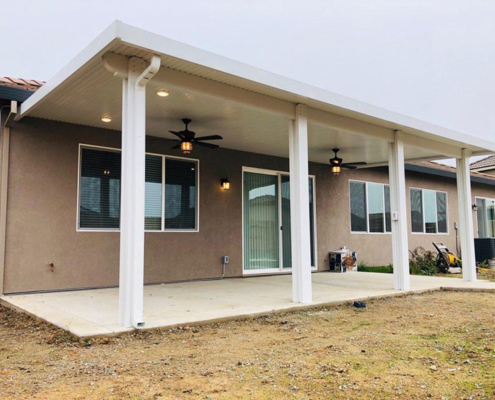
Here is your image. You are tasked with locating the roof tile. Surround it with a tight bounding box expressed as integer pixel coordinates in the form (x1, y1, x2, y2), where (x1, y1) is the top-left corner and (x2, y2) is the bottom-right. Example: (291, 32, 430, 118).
(470, 155, 495, 170)
(0, 77, 45, 92)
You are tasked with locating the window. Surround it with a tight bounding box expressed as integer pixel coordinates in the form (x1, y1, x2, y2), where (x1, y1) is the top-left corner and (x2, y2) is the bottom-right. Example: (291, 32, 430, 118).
(349, 181, 391, 233)
(165, 158, 197, 230)
(78, 146, 198, 231)
(79, 148, 121, 229)
(476, 197, 495, 238)
(410, 188, 448, 234)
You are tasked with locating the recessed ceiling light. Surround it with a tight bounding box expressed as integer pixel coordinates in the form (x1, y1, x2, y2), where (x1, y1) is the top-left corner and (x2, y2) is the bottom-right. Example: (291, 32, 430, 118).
(101, 116, 112, 123)
(156, 89, 170, 97)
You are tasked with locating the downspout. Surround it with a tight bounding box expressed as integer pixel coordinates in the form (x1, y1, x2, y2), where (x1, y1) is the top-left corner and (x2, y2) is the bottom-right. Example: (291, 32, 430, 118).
(0, 101, 17, 296)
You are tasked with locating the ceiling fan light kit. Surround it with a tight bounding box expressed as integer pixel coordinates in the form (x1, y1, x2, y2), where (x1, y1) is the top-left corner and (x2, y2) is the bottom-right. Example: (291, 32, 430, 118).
(168, 118, 223, 154)
(321, 148, 367, 176)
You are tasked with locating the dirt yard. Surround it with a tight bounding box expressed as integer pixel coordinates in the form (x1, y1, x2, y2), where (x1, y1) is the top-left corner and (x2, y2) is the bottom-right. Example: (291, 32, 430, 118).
(1, 290, 494, 399)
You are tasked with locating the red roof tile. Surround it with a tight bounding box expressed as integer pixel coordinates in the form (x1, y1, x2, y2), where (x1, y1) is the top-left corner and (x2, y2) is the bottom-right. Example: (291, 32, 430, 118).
(0, 77, 45, 91)
(470, 155, 495, 171)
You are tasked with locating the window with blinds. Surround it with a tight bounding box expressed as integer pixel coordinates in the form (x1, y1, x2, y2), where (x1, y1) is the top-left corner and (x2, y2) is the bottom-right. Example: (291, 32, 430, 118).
(78, 146, 198, 231)
(165, 158, 197, 230)
(145, 155, 163, 230)
(79, 147, 121, 229)
(349, 180, 391, 233)
(410, 188, 448, 234)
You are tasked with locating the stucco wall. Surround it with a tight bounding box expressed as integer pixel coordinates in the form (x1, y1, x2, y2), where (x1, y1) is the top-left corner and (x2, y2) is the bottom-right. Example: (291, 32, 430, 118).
(3, 118, 495, 293)
(4, 118, 334, 293)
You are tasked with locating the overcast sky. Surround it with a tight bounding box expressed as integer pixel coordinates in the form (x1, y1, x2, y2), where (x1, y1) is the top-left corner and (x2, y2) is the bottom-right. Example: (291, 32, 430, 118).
(1, 0, 494, 162)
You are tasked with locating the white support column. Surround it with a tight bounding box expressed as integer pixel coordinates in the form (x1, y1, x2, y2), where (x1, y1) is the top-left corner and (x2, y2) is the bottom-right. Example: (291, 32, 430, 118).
(456, 149, 477, 282)
(117, 56, 160, 328)
(289, 104, 312, 304)
(388, 131, 410, 290)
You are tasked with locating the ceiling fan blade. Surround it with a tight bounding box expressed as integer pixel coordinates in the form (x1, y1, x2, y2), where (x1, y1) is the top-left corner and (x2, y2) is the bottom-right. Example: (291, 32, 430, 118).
(342, 165, 357, 170)
(194, 135, 223, 141)
(169, 131, 185, 140)
(171, 143, 182, 150)
(195, 141, 220, 149)
(342, 161, 367, 166)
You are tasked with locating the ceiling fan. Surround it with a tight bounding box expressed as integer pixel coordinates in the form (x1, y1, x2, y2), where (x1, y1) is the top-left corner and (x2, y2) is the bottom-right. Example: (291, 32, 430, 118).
(321, 148, 367, 175)
(168, 118, 223, 154)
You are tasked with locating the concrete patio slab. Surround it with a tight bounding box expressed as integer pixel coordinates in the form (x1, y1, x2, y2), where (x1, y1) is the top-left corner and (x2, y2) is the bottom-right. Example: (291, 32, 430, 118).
(2, 272, 495, 338)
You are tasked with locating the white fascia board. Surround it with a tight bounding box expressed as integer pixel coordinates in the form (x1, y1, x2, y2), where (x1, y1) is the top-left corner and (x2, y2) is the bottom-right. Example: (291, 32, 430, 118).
(17, 20, 123, 120)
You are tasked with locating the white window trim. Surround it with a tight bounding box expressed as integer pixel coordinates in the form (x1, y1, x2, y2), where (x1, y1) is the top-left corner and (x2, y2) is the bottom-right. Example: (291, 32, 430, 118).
(475, 196, 495, 238)
(409, 187, 449, 235)
(349, 179, 391, 235)
(241, 166, 318, 275)
(76, 143, 200, 233)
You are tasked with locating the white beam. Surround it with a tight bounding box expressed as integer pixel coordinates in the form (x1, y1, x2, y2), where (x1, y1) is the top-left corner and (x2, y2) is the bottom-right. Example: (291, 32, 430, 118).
(401, 132, 462, 159)
(115, 55, 160, 328)
(289, 104, 312, 304)
(307, 107, 393, 142)
(388, 131, 410, 290)
(456, 149, 477, 282)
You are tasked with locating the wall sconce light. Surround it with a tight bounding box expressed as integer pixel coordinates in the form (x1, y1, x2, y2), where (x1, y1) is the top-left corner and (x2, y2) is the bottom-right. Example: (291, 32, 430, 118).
(221, 179, 231, 191)
(472, 203, 478, 212)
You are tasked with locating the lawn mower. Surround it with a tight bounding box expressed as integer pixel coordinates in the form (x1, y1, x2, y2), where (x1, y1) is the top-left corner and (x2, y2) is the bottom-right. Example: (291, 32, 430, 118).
(432, 242, 462, 274)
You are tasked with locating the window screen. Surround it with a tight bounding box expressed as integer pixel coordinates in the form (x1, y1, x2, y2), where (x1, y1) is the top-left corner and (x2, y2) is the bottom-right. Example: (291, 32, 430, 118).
(410, 188, 448, 234)
(436, 191, 447, 233)
(423, 190, 437, 233)
(476, 198, 487, 238)
(145, 155, 162, 230)
(368, 183, 384, 233)
(410, 189, 423, 233)
(165, 159, 197, 230)
(79, 147, 198, 231)
(79, 148, 121, 229)
(350, 181, 367, 232)
(384, 185, 391, 233)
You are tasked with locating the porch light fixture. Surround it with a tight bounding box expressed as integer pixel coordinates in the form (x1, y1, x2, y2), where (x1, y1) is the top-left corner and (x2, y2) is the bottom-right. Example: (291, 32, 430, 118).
(101, 116, 112, 123)
(331, 165, 342, 176)
(472, 203, 478, 212)
(181, 141, 193, 154)
(156, 89, 170, 97)
(221, 179, 231, 191)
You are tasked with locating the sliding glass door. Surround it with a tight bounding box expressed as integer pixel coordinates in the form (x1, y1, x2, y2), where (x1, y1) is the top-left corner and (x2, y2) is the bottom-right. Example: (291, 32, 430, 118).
(244, 169, 316, 273)
(243, 172, 280, 271)
(476, 197, 495, 238)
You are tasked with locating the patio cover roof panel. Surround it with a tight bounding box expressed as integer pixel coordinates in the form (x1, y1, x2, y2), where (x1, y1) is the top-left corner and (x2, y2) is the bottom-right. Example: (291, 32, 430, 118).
(17, 20, 495, 158)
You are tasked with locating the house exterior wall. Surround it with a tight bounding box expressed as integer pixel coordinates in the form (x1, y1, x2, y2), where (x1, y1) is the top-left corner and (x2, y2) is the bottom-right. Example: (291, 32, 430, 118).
(3, 117, 495, 293)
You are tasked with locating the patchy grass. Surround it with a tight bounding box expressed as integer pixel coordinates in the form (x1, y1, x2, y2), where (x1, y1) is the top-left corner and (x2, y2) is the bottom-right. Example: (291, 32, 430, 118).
(357, 263, 393, 273)
(1, 291, 495, 399)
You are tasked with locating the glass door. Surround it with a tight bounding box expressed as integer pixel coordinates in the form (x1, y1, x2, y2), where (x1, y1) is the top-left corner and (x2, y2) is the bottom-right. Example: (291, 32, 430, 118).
(243, 172, 280, 271)
(476, 198, 487, 238)
(243, 169, 316, 273)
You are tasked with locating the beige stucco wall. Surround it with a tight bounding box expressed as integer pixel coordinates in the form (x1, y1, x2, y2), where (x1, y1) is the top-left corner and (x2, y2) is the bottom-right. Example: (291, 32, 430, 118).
(3, 117, 495, 293)
(3, 118, 335, 293)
